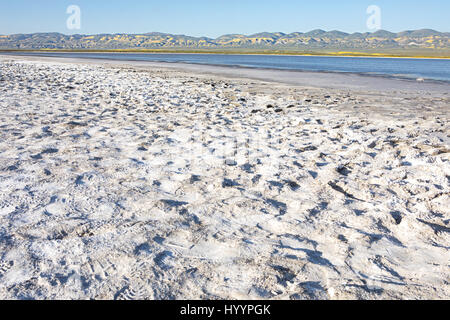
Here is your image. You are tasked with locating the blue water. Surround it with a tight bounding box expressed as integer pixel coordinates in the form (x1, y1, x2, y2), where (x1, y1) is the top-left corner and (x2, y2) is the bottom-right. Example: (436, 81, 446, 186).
(2, 51, 450, 82)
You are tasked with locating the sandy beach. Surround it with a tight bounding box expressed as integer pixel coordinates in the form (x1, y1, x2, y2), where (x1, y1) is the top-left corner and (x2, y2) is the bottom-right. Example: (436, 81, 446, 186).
(0, 55, 448, 300)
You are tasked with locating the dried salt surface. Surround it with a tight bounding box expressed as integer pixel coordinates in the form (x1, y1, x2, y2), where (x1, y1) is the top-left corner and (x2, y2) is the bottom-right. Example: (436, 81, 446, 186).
(0, 56, 449, 300)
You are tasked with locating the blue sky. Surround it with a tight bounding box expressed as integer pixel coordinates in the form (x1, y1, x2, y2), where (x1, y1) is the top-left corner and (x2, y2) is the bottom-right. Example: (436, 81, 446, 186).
(0, 0, 449, 37)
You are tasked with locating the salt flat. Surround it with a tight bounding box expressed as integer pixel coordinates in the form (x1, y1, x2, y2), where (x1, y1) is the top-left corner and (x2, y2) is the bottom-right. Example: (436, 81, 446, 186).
(0, 55, 448, 300)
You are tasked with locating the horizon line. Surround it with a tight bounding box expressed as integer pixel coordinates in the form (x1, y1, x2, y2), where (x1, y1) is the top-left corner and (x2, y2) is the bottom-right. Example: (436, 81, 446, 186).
(1, 28, 448, 38)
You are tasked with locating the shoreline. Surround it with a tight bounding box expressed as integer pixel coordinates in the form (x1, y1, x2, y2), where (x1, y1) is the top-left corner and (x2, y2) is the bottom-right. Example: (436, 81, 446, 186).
(1, 54, 449, 94)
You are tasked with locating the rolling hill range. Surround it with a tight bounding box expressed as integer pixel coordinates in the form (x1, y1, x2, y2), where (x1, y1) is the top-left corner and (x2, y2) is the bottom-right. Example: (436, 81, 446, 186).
(0, 29, 449, 56)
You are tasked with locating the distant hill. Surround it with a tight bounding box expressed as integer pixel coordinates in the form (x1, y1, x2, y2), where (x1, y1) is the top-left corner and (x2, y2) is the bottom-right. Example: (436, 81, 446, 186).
(0, 29, 449, 55)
